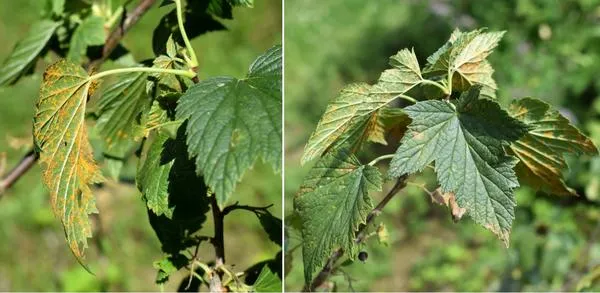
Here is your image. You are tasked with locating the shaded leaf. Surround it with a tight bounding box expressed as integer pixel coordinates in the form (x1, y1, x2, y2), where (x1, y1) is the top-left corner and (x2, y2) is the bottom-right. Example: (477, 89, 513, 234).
(152, 1, 226, 56)
(0, 20, 58, 86)
(253, 265, 282, 292)
(33, 59, 103, 263)
(295, 149, 382, 284)
(255, 210, 282, 246)
(507, 98, 598, 195)
(94, 72, 149, 158)
(68, 15, 106, 63)
(389, 87, 528, 245)
(176, 45, 281, 207)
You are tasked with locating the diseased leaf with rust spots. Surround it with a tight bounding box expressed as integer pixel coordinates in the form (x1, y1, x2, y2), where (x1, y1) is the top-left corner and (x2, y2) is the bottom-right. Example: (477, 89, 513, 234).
(295, 149, 381, 285)
(508, 98, 598, 195)
(424, 29, 504, 98)
(33, 59, 103, 266)
(389, 87, 528, 245)
(302, 49, 425, 164)
(176, 45, 281, 207)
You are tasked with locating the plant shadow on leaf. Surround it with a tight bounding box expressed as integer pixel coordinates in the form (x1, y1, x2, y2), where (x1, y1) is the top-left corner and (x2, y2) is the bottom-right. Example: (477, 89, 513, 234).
(153, 0, 227, 56)
(147, 124, 209, 258)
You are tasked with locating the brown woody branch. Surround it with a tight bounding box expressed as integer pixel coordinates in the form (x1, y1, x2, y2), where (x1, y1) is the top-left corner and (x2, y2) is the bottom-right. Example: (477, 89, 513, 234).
(0, 0, 158, 198)
(304, 175, 409, 292)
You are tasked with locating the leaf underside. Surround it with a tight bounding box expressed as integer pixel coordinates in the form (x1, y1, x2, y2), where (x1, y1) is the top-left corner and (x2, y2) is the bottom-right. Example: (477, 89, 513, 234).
(253, 265, 282, 292)
(0, 20, 58, 86)
(176, 45, 282, 207)
(507, 98, 598, 195)
(389, 87, 528, 245)
(33, 59, 103, 264)
(295, 149, 382, 284)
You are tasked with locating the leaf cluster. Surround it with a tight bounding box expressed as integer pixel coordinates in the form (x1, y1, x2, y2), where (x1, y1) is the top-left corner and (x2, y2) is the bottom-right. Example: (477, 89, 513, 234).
(295, 28, 598, 286)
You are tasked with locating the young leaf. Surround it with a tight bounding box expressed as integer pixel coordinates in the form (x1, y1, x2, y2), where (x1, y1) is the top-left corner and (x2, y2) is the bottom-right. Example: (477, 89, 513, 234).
(0, 20, 59, 86)
(33, 59, 103, 263)
(507, 98, 598, 195)
(389, 87, 528, 245)
(94, 72, 149, 159)
(253, 265, 282, 292)
(295, 149, 382, 284)
(176, 45, 281, 207)
(68, 15, 106, 64)
(302, 49, 423, 164)
(424, 29, 504, 98)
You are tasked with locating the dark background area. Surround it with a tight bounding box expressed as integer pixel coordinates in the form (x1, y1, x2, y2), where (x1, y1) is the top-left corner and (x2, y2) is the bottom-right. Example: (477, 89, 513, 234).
(0, 0, 282, 291)
(285, 0, 600, 291)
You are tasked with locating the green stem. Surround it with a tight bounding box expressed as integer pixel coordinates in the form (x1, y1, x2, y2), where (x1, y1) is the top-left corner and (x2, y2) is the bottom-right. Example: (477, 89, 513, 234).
(447, 70, 453, 95)
(88, 66, 196, 81)
(396, 94, 418, 104)
(368, 154, 396, 166)
(174, 0, 198, 68)
(420, 79, 449, 95)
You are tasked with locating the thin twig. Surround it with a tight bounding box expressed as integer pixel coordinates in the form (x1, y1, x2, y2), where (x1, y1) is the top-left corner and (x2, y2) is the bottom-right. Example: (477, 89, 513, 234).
(0, 0, 158, 197)
(222, 201, 274, 216)
(305, 175, 409, 291)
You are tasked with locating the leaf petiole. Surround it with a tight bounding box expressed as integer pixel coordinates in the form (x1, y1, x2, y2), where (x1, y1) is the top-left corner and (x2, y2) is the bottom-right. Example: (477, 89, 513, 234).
(174, 0, 199, 68)
(420, 79, 450, 95)
(395, 94, 417, 104)
(88, 66, 196, 80)
(368, 154, 396, 166)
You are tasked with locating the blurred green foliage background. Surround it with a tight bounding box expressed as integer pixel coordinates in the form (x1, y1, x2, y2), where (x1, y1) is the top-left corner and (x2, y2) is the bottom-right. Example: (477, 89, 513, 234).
(285, 0, 600, 291)
(0, 0, 281, 291)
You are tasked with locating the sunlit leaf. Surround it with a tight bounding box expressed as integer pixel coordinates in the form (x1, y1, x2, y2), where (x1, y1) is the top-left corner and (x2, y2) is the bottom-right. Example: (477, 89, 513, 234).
(389, 87, 528, 245)
(0, 20, 58, 86)
(302, 49, 424, 164)
(33, 59, 103, 264)
(508, 98, 598, 195)
(253, 265, 282, 292)
(424, 29, 504, 98)
(176, 45, 281, 207)
(295, 149, 382, 284)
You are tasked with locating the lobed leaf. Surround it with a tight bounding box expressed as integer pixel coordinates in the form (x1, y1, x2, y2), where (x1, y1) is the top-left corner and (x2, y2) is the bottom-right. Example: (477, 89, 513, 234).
(389, 87, 528, 245)
(295, 149, 382, 284)
(424, 29, 504, 98)
(0, 20, 59, 86)
(94, 72, 149, 159)
(68, 15, 106, 64)
(302, 49, 424, 164)
(176, 45, 281, 207)
(507, 97, 598, 195)
(33, 59, 103, 264)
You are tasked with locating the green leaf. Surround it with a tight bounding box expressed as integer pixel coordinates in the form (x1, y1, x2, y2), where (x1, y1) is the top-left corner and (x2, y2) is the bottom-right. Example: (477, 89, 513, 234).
(33, 59, 103, 264)
(176, 45, 281, 207)
(68, 15, 106, 64)
(253, 265, 282, 292)
(302, 49, 424, 164)
(507, 98, 598, 195)
(0, 20, 58, 86)
(294, 149, 382, 284)
(424, 29, 504, 98)
(94, 72, 149, 159)
(389, 87, 528, 245)
(138, 124, 207, 219)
